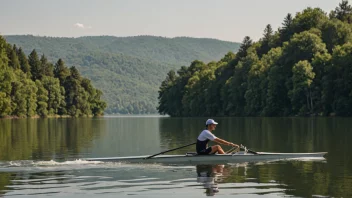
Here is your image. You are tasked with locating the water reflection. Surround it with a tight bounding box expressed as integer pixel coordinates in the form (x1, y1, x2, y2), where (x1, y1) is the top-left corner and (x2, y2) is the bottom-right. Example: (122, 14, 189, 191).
(0, 118, 106, 161)
(195, 161, 332, 197)
(196, 164, 224, 196)
(90, 117, 161, 157)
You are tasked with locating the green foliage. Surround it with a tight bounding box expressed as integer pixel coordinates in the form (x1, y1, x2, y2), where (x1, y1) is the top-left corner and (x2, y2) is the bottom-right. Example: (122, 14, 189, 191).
(23, 78, 38, 117)
(328, 43, 352, 115)
(0, 36, 106, 118)
(292, 7, 328, 34)
(330, 0, 352, 23)
(225, 50, 259, 116)
(54, 59, 70, 84)
(11, 70, 31, 117)
(40, 54, 54, 77)
(279, 13, 294, 43)
(5, 35, 240, 114)
(64, 67, 91, 117)
(35, 80, 49, 117)
(288, 60, 315, 115)
(6, 44, 20, 69)
(257, 24, 274, 57)
(0, 36, 12, 116)
(28, 49, 41, 81)
(16, 47, 31, 75)
(41, 76, 64, 115)
(246, 47, 282, 116)
(158, 0, 352, 117)
(321, 19, 352, 53)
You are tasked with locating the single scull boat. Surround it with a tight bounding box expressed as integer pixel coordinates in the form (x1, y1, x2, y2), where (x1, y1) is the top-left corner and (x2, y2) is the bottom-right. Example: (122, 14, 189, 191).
(84, 144, 327, 164)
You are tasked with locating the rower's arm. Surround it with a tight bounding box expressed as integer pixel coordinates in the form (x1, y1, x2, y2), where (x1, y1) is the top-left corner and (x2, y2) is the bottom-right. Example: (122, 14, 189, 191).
(213, 138, 232, 146)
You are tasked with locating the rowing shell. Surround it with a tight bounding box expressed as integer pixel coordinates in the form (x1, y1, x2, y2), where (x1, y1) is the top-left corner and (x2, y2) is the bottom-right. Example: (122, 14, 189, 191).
(84, 151, 328, 164)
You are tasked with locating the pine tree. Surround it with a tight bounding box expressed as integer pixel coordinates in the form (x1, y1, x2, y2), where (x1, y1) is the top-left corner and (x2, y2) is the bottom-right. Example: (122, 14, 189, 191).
(16, 47, 31, 75)
(331, 0, 352, 23)
(28, 49, 41, 80)
(40, 54, 54, 77)
(54, 59, 70, 84)
(6, 44, 20, 70)
(257, 24, 274, 57)
(279, 13, 294, 42)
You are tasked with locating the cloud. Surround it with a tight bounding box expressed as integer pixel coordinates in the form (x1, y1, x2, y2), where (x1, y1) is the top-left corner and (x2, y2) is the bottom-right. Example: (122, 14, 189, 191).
(74, 23, 92, 29)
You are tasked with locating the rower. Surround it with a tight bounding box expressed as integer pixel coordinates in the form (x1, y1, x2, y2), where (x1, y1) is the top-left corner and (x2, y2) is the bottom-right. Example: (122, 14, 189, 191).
(196, 119, 239, 155)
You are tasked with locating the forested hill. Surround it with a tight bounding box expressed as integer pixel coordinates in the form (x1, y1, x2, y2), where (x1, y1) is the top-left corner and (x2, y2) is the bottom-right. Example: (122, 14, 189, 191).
(4, 35, 240, 114)
(158, 0, 352, 117)
(0, 36, 106, 118)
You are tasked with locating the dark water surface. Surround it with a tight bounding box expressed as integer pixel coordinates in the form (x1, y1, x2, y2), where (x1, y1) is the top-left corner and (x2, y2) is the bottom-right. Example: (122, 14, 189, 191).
(0, 116, 351, 197)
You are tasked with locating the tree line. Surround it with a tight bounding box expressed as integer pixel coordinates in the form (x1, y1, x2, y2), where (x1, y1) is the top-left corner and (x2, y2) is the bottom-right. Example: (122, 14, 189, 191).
(158, 1, 352, 117)
(0, 36, 106, 118)
(5, 35, 240, 115)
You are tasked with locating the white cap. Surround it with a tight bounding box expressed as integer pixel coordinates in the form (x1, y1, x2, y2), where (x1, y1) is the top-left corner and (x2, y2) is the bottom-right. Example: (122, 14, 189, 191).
(206, 119, 218, 125)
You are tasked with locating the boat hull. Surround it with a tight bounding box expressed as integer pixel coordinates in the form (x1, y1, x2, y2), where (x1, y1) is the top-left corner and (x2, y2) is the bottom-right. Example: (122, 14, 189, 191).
(84, 152, 328, 165)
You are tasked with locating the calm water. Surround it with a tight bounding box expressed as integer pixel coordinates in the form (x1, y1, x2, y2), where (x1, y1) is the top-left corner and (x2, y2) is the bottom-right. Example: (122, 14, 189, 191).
(0, 116, 351, 197)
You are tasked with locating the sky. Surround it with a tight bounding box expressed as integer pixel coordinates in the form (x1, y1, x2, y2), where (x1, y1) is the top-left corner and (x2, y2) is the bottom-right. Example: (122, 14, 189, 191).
(0, 0, 343, 42)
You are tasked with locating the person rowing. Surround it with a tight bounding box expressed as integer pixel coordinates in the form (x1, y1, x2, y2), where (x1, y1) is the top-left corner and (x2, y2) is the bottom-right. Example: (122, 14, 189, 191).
(196, 119, 239, 155)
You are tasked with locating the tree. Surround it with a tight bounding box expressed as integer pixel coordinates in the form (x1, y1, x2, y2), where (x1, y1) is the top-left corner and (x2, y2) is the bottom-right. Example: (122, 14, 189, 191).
(279, 13, 294, 43)
(225, 49, 259, 116)
(40, 54, 54, 77)
(63, 66, 92, 116)
(245, 47, 282, 116)
(330, 0, 352, 23)
(182, 62, 217, 116)
(6, 44, 20, 70)
(235, 36, 253, 60)
(23, 78, 38, 117)
(54, 59, 70, 84)
(321, 19, 352, 53)
(28, 49, 42, 80)
(158, 70, 177, 115)
(81, 78, 106, 116)
(35, 80, 49, 117)
(219, 52, 235, 63)
(10, 70, 29, 117)
(41, 76, 65, 115)
(310, 52, 332, 114)
(326, 43, 352, 115)
(16, 47, 31, 76)
(257, 24, 274, 57)
(292, 7, 328, 34)
(288, 60, 315, 115)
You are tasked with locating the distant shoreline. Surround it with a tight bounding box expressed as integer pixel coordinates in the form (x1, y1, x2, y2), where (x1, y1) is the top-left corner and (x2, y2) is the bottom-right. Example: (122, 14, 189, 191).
(0, 115, 89, 120)
(104, 114, 169, 118)
(0, 114, 169, 119)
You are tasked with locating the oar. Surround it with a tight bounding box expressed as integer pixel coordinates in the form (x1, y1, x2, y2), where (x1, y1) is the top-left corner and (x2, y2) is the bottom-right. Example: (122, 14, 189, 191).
(144, 142, 197, 159)
(225, 146, 240, 154)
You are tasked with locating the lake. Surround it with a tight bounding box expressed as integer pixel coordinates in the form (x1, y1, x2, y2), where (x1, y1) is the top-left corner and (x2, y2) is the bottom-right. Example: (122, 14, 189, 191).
(0, 116, 351, 197)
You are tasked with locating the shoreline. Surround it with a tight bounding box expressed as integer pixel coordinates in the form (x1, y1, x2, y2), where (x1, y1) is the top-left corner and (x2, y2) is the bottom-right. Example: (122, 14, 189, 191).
(0, 115, 99, 120)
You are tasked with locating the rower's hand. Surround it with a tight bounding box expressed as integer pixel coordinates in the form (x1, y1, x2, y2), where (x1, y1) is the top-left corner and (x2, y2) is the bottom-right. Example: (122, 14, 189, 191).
(229, 143, 239, 148)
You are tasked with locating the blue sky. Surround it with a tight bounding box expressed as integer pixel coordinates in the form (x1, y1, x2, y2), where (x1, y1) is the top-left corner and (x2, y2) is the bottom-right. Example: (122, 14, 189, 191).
(0, 0, 342, 42)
